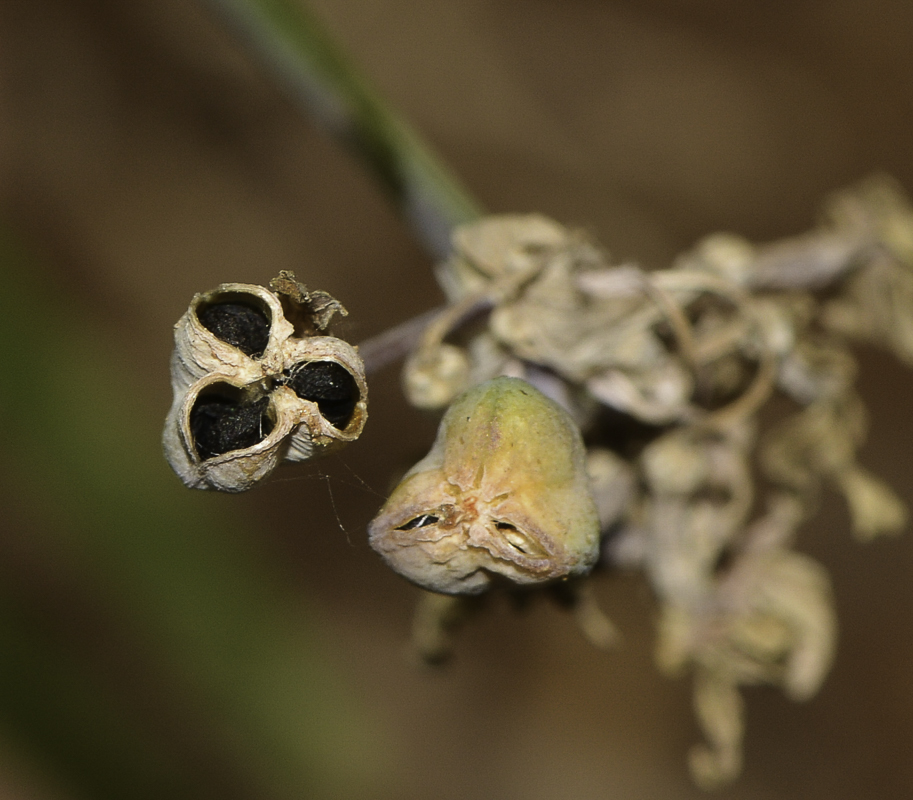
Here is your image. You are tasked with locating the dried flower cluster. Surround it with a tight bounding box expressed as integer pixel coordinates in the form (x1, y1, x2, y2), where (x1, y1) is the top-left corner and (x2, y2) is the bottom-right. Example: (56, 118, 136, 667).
(387, 175, 912, 787)
(163, 272, 367, 492)
(163, 177, 912, 789)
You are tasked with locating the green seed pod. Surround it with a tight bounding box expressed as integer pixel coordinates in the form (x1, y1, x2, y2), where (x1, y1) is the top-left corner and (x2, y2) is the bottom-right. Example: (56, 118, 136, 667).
(369, 377, 600, 594)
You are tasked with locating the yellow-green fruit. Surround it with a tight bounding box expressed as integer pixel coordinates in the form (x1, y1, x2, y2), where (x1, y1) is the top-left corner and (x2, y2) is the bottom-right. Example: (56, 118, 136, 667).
(369, 377, 601, 594)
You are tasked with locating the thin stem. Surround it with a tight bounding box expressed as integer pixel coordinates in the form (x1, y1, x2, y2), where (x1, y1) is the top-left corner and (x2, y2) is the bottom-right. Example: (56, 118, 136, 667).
(357, 305, 445, 375)
(202, 0, 485, 259)
(357, 294, 496, 374)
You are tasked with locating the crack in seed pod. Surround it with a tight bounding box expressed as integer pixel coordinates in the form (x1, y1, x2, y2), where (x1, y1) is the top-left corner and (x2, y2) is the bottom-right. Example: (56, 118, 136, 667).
(189, 388, 274, 460)
(284, 361, 359, 429)
(197, 300, 271, 358)
(396, 514, 440, 530)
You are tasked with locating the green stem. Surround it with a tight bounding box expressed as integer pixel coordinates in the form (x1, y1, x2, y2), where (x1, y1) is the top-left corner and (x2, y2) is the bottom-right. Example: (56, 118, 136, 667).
(203, 0, 484, 258)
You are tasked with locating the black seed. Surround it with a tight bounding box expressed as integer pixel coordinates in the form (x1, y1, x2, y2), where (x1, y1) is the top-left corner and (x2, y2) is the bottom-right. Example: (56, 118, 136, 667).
(396, 514, 440, 531)
(284, 361, 359, 429)
(197, 301, 270, 358)
(190, 391, 274, 460)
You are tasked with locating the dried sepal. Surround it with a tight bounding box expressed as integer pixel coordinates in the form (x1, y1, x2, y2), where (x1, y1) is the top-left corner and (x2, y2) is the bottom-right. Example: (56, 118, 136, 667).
(821, 252, 913, 365)
(438, 213, 572, 301)
(817, 177, 913, 363)
(776, 337, 856, 405)
(585, 448, 636, 532)
(164, 277, 367, 492)
(673, 232, 756, 286)
(717, 548, 837, 701)
(835, 466, 908, 541)
(269, 269, 348, 331)
(490, 264, 666, 385)
(562, 579, 620, 650)
(657, 543, 837, 788)
(410, 591, 480, 665)
(586, 359, 693, 424)
(823, 174, 913, 266)
(639, 423, 755, 602)
(760, 393, 906, 535)
(688, 670, 744, 790)
(369, 377, 600, 594)
(403, 342, 471, 409)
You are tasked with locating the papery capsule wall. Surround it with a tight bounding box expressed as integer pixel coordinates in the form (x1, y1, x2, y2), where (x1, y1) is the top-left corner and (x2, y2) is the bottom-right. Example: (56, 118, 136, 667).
(163, 279, 367, 492)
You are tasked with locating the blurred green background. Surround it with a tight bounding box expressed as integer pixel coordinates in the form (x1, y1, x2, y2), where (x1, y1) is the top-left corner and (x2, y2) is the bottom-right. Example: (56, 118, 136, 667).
(0, 1, 912, 798)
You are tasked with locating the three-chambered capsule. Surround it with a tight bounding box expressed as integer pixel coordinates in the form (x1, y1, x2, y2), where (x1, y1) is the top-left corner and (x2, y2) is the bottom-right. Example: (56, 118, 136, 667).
(163, 281, 367, 492)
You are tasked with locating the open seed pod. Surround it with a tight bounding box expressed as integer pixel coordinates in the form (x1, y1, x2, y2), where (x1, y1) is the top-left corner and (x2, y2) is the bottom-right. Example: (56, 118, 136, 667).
(368, 377, 600, 594)
(163, 278, 367, 492)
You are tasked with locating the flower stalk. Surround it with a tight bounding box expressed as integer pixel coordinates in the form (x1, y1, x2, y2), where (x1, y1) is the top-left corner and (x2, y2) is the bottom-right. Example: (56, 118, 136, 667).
(202, 0, 484, 258)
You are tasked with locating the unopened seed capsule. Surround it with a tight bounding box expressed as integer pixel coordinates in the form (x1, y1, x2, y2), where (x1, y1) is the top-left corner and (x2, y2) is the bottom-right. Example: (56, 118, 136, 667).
(369, 377, 600, 594)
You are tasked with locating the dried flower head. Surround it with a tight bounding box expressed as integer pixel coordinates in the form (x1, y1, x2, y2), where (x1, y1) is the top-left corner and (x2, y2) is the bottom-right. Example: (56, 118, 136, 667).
(386, 178, 912, 787)
(163, 274, 367, 492)
(369, 377, 600, 594)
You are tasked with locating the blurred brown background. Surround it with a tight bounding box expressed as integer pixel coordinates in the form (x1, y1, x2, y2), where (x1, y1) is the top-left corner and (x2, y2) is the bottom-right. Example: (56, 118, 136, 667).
(0, 0, 912, 798)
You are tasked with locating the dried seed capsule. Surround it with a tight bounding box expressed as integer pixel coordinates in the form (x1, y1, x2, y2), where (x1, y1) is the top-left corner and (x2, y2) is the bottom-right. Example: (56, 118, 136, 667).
(368, 377, 600, 594)
(163, 277, 367, 492)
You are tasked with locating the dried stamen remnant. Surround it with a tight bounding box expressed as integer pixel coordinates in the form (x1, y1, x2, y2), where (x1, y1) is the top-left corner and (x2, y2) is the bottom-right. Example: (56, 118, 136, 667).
(190, 389, 273, 460)
(285, 361, 359, 429)
(197, 300, 271, 357)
